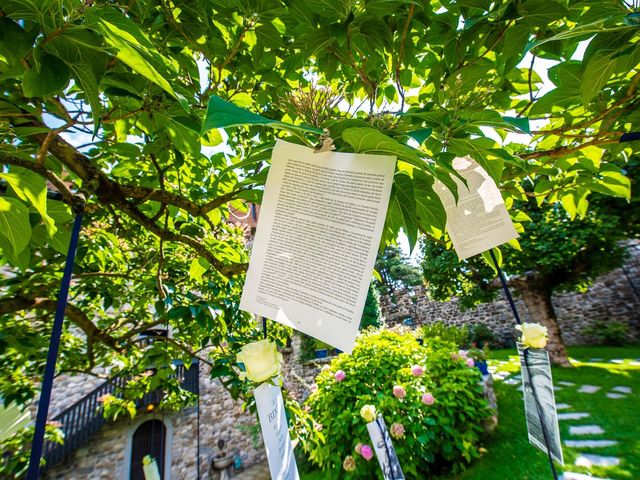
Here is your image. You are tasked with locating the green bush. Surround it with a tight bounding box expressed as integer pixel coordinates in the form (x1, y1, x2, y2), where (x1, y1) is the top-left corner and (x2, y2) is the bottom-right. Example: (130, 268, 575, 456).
(468, 323, 499, 348)
(583, 320, 630, 346)
(303, 328, 491, 478)
(421, 321, 470, 348)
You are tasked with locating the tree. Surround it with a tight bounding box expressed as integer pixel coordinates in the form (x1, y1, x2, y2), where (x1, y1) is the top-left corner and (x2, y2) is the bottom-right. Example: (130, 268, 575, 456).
(421, 198, 630, 366)
(374, 245, 423, 295)
(360, 284, 382, 329)
(0, 0, 637, 440)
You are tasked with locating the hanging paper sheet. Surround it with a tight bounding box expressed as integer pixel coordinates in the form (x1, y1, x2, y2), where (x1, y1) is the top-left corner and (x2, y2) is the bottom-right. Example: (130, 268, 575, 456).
(435, 156, 518, 259)
(240, 140, 396, 353)
(254, 382, 300, 480)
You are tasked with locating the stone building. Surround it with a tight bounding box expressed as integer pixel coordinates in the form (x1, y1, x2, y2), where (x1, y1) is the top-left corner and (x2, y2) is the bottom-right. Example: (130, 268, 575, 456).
(380, 240, 640, 346)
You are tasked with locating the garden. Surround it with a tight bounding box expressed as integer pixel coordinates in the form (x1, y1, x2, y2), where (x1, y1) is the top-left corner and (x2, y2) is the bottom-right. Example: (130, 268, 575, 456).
(0, 0, 639, 479)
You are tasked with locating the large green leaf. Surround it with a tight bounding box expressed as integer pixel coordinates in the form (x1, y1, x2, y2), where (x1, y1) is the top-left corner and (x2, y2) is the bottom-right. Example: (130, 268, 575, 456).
(202, 95, 323, 135)
(0, 197, 31, 256)
(341, 127, 426, 168)
(581, 52, 615, 106)
(413, 170, 446, 236)
(22, 53, 70, 97)
(391, 173, 418, 251)
(86, 7, 187, 109)
(0, 167, 56, 236)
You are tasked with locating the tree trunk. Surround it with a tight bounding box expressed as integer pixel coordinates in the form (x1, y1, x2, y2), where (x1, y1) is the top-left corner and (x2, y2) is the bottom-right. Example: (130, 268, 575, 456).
(514, 278, 572, 367)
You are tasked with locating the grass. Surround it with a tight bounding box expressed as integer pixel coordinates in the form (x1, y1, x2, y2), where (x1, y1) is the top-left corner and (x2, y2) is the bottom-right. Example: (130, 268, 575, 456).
(300, 346, 640, 480)
(450, 346, 640, 480)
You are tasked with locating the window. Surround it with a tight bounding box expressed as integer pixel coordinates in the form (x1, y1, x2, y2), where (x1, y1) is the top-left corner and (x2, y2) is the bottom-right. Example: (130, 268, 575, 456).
(130, 420, 166, 480)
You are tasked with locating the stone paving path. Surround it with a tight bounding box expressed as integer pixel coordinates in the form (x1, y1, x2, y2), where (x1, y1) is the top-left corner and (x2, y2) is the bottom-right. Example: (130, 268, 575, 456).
(494, 363, 629, 480)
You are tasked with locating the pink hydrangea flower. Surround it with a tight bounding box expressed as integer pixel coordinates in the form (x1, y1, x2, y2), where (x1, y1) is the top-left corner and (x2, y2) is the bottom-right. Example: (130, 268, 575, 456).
(335, 370, 346, 382)
(458, 349, 468, 359)
(360, 444, 374, 461)
(393, 385, 406, 399)
(390, 422, 405, 439)
(422, 392, 435, 406)
(466, 358, 475, 368)
(343, 455, 356, 472)
(354, 443, 363, 455)
(411, 365, 424, 376)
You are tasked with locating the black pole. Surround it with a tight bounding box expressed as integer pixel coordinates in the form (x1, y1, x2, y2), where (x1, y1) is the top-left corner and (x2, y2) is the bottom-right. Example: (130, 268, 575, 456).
(196, 389, 201, 480)
(489, 249, 558, 480)
(262, 317, 267, 340)
(27, 212, 83, 479)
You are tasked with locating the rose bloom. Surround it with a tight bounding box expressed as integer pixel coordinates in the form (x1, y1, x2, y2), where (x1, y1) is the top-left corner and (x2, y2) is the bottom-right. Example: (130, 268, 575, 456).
(466, 358, 475, 368)
(422, 392, 435, 405)
(393, 385, 406, 399)
(390, 422, 405, 439)
(517, 322, 548, 349)
(343, 455, 356, 472)
(360, 444, 374, 461)
(334, 370, 346, 382)
(411, 365, 424, 377)
(236, 339, 283, 383)
(354, 443, 363, 455)
(360, 404, 376, 423)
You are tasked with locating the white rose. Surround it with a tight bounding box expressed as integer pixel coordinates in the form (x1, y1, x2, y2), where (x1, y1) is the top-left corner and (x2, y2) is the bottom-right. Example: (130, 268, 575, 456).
(236, 339, 283, 383)
(516, 322, 548, 349)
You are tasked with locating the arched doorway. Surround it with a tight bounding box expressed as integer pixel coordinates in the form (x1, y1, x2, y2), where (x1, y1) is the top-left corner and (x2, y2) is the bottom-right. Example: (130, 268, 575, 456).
(130, 419, 166, 480)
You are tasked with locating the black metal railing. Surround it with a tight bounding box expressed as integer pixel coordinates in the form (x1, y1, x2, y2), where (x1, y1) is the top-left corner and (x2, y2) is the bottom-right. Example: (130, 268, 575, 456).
(42, 361, 199, 469)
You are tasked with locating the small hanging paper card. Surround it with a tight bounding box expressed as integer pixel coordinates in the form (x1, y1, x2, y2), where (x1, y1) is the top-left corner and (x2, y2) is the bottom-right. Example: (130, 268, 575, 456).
(254, 382, 300, 480)
(435, 156, 518, 260)
(517, 345, 564, 465)
(240, 140, 396, 353)
(366, 416, 405, 480)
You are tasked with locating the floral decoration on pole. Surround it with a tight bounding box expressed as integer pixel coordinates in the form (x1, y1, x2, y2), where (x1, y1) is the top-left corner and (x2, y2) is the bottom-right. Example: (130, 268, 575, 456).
(516, 322, 549, 349)
(236, 339, 284, 383)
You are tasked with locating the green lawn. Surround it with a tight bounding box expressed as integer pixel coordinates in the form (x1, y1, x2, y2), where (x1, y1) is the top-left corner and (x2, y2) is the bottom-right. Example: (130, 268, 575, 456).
(301, 346, 640, 480)
(449, 346, 640, 480)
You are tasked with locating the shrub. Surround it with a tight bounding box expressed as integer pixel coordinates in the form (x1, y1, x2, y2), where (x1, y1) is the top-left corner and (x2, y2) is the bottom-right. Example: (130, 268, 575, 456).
(421, 321, 469, 348)
(468, 323, 499, 349)
(303, 328, 491, 478)
(583, 320, 630, 346)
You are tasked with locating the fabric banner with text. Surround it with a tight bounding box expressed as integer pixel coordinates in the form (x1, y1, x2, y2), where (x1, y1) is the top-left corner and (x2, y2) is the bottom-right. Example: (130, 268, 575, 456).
(240, 140, 396, 353)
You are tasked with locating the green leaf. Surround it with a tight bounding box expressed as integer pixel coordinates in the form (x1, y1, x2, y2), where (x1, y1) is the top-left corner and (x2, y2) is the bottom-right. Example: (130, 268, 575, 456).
(481, 247, 502, 275)
(189, 257, 210, 282)
(518, 0, 568, 28)
(414, 170, 446, 236)
(86, 7, 187, 109)
(448, 138, 504, 183)
(341, 127, 425, 168)
(581, 52, 615, 106)
(202, 95, 323, 135)
(0, 167, 56, 236)
(22, 53, 70, 97)
(0, 197, 31, 256)
(406, 128, 432, 144)
(391, 173, 418, 251)
(501, 116, 530, 134)
(50, 226, 71, 255)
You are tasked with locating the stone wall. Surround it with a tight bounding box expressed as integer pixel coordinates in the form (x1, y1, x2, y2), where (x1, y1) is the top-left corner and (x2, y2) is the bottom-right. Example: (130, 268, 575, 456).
(380, 240, 640, 346)
(43, 363, 264, 480)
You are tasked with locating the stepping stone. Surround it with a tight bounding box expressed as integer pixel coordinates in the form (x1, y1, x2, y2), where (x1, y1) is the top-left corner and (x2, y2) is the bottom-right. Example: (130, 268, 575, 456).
(588, 358, 603, 362)
(578, 385, 601, 394)
(554, 386, 564, 391)
(564, 440, 618, 448)
(630, 361, 640, 366)
(557, 381, 575, 387)
(612, 386, 631, 394)
(610, 359, 624, 364)
(575, 454, 620, 467)
(606, 393, 626, 399)
(569, 425, 605, 435)
(558, 412, 590, 421)
(504, 378, 520, 385)
(556, 403, 571, 410)
(561, 472, 614, 480)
